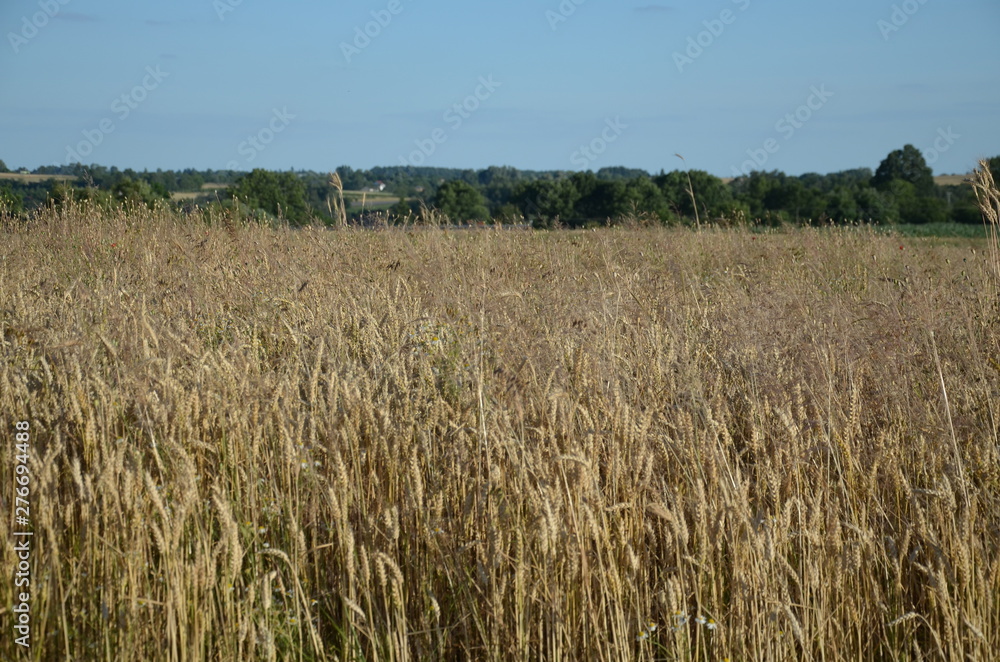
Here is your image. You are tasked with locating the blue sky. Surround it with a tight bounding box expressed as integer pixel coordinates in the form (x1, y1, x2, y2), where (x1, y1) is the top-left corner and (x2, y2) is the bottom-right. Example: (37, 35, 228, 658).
(2, 0, 998, 176)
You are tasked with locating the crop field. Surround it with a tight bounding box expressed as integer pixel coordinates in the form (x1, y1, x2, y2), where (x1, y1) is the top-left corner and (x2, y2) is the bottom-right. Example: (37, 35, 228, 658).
(0, 173, 76, 184)
(1, 183, 999, 660)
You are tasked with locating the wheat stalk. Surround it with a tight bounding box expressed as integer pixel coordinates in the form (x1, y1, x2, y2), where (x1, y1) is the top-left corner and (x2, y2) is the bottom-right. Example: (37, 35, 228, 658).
(329, 171, 347, 227)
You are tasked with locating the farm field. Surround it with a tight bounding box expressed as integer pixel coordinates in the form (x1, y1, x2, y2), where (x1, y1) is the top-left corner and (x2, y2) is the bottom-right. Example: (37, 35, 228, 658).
(1, 201, 999, 661)
(169, 184, 401, 210)
(170, 183, 232, 202)
(933, 174, 973, 187)
(0, 173, 76, 184)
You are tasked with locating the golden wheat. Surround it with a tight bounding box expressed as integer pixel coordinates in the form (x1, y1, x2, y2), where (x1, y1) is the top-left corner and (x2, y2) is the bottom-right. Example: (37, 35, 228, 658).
(1, 199, 998, 660)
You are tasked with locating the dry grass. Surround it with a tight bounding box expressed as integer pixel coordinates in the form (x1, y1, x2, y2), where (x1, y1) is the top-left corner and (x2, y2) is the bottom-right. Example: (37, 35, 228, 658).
(934, 174, 974, 187)
(0, 173, 76, 184)
(1, 192, 999, 661)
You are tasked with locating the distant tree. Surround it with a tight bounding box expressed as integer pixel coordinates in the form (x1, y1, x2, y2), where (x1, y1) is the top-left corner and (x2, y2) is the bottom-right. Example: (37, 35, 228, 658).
(231, 169, 309, 224)
(477, 165, 519, 187)
(178, 168, 205, 191)
(569, 171, 598, 196)
(574, 178, 629, 223)
(46, 181, 73, 208)
(885, 180, 917, 223)
(853, 186, 898, 224)
(0, 184, 24, 214)
(477, 166, 522, 213)
(0, 159, 8, 173)
(945, 186, 982, 224)
(799, 168, 874, 193)
(828, 168, 875, 189)
(390, 197, 413, 221)
(432, 180, 489, 222)
(511, 179, 581, 227)
(458, 169, 479, 187)
(621, 176, 670, 222)
(112, 177, 169, 208)
(595, 166, 650, 181)
(493, 203, 524, 222)
(825, 186, 860, 223)
(335, 166, 368, 191)
(656, 170, 733, 220)
(989, 156, 1000, 183)
(872, 145, 934, 194)
(766, 176, 808, 219)
(46, 181, 111, 209)
(883, 179, 947, 224)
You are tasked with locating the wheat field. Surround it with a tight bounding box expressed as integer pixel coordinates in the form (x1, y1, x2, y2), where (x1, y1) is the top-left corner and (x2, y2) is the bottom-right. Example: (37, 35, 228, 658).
(1, 170, 999, 661)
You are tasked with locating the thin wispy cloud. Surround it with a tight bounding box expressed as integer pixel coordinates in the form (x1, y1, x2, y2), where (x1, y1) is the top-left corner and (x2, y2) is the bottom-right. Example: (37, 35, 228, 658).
(53, 12, 99, 22)
(144, 18, 197, 27)
(634, 4, 675, 14)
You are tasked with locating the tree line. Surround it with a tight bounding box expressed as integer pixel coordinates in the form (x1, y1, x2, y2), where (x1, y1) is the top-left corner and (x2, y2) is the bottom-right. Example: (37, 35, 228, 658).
(1, 148, 997, 228)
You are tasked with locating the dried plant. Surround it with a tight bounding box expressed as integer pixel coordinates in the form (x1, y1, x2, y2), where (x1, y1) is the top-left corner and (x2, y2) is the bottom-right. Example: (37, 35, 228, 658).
(971, 158, 1000, 285)
(329, 171, 347, 227)
(1, 201, 998, 660)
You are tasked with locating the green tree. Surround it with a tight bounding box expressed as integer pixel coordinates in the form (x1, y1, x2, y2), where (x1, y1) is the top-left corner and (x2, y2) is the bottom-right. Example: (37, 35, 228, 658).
(112, 177, 169, 208)
(762, 174, 805, 219)
(432, 180, 489, 222)
(0, 159, 8, 173)
(46, 181, 112, 209)
(231, 169, 310, 224)
(728, 171, 778, 219)
(937, 179, 984, 224)
(0, 183, 24, 214)
(656, 170, 733, 221)
(478, 166, 523, 214)
(854, 186, 898, 224)
(622, 177, 670, 222)
(883, 180, 947, 224)
(989, 156, 1000, 184)
(477, 165, 519, 188)
(825, 186, 859, 223)
(511, 179, 581, 227)
(872, 145, 934, 194)
(390, 197, 413, 221)
(595, 166, 650, 181)
(570, 172, 614, 222)
(178, 168, 206, 191)
(335, 166, 368, 191)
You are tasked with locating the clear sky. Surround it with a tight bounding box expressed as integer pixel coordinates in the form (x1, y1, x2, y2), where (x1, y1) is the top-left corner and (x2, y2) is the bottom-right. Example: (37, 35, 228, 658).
(2, 0, 998, 177)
